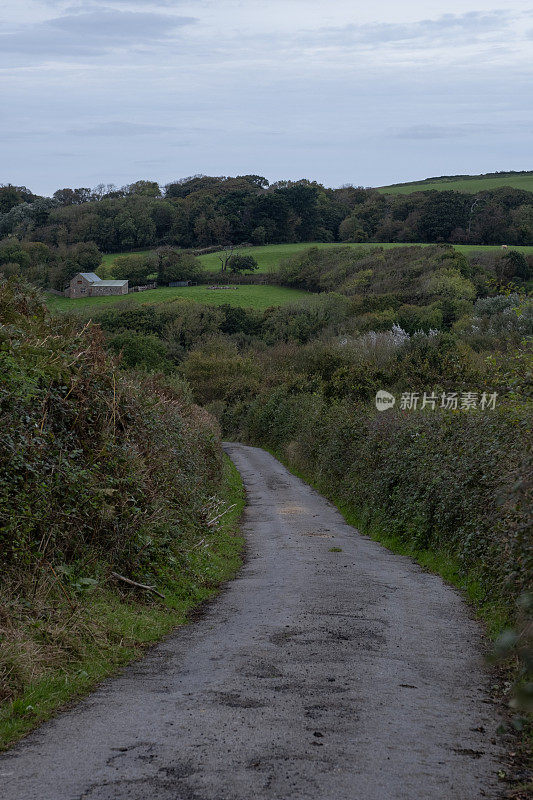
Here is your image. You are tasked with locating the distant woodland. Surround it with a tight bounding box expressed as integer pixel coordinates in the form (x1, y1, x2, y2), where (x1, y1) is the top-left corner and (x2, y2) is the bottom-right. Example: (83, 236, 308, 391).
(1, 174, 532, 257)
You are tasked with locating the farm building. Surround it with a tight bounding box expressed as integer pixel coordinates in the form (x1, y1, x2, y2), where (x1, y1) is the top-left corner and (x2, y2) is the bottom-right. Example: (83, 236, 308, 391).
(68, 273, 128, 298)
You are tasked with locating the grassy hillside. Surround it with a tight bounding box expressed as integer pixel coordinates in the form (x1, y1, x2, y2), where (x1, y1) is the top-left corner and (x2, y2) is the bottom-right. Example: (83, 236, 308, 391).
(101, 250, 151, 267)
(47, 284, 310, 312)
(100, 243, 410, 274)
(379, 170, 533, 195)
(100, 242, 533, 278)
(198, 243, 533, 270)
(197, 242, 422, 272)
(53, 242, 533, 313)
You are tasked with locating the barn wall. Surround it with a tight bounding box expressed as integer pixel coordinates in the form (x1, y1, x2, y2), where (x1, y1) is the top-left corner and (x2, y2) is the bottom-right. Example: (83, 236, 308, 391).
(89, 284, 128, 296)
(69, 276, 91, 298)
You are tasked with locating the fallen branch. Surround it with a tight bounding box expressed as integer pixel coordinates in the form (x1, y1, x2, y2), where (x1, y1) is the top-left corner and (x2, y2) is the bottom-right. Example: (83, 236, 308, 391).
(207, 504, 236, 527)
(110, 571, 165, 599)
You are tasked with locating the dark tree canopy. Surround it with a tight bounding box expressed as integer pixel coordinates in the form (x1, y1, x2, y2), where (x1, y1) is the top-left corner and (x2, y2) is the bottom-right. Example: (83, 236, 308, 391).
(156, 248, 203, 284)
(0, 175, 531, 256)
(228, 254, 259, 273)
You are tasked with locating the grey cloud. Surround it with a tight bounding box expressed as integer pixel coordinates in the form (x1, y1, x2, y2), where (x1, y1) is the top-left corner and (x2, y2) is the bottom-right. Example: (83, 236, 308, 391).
(317, 11, 509, 47)
(2, 120, 217, 142)
(1, 130, 50, 141)
(0, 9, 196, 58)
(2, 3, 531, 195)
(0, 123, 169, 140)
(394, 123, 500, 140)
(52, 10, 193, 38)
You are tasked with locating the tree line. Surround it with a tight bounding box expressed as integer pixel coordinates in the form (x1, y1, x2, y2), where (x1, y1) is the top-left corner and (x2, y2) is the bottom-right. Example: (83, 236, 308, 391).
(1, 174, 532, 254)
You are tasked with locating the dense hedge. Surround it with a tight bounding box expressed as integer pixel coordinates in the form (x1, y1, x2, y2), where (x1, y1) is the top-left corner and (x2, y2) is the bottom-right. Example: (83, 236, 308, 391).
(0, 278, 222, 583)
(225, 387, 531, 608)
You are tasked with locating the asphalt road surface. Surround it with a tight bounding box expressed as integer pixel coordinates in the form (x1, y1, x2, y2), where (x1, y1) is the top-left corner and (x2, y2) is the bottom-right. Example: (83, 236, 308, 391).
(1, 443, 504, 800)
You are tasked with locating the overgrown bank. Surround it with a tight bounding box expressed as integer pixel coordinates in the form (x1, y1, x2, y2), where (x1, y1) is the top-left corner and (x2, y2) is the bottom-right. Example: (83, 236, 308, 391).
(220, 384, 533, 781)
(59, 243, 531, 628)
(0, 279, 244, 749)
(223, 388, 531, 619)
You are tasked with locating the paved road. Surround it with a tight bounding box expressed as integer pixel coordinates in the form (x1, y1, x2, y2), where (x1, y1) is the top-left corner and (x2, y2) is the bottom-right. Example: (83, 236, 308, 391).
(1, 443, 504, 799)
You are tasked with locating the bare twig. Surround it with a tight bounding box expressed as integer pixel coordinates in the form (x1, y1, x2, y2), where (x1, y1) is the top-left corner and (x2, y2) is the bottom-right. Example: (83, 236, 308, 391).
(191, 538, 206, 550)
(110, 571, 165, 599)
(207, 503, 236, 527)
(65, 346, 92, 369)
(76, 320, 93, 339)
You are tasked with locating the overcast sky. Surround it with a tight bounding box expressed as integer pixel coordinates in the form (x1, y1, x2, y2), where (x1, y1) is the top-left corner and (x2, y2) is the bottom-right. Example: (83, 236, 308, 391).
(1, 0, 532, 196)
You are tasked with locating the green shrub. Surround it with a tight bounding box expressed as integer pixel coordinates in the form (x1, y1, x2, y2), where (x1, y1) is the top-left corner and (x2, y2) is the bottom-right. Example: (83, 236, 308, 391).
(226, 384, 531, 610)
(0, 278, 222, 575)
(107, 331, 171, 370)
(113, 253, 156, 286)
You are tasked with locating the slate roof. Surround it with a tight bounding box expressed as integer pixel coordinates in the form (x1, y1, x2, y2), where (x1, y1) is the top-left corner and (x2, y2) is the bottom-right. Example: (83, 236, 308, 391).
(76, 273, 127, 287)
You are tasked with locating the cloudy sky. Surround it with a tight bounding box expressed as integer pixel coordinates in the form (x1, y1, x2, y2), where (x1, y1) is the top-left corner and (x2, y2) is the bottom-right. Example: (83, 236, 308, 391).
(1, 0, 532, 195)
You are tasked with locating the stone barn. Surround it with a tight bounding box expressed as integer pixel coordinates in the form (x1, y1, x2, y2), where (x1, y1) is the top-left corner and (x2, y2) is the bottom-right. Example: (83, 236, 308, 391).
(68, 273, 128, 298)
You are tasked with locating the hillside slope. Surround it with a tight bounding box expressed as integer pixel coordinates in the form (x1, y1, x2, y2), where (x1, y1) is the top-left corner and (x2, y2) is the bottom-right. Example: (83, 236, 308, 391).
(379, 170, 533, 195)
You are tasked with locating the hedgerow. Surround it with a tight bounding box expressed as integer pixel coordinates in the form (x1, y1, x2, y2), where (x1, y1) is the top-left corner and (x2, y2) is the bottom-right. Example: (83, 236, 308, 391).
(0, 278, 235, 707)
(223, 375, 532, 609)
(0, 279, 222, 573)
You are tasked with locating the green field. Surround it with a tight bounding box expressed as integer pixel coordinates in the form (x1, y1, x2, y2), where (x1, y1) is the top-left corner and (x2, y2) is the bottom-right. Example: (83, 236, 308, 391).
(46, 284, 310, 312)
(198, 243, 369, 272)
(101, 250, 151, 266)
(101, 241, 533, 278)
(198, 242, 533, 271)
(378, 171, 533, 195)
(54, 239, 533, 314)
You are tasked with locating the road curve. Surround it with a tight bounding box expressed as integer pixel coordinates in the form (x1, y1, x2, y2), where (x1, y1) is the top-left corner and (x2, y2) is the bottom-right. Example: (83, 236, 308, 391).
(1, 443, 504, 800)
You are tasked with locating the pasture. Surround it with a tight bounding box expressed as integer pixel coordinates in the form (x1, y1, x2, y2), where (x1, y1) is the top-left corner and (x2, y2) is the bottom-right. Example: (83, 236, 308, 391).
(378, 171, 533, 195)
(197, 242, 409, 272)
(46, 284, 310, 312)
(101, 250, 151, 267)
(101, 241, 533, 278)
(198, 242, 533, 271)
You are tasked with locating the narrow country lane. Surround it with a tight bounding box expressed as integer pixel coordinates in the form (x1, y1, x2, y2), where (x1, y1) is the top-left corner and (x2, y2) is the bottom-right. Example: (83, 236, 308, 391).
(1, 444, 504, 800)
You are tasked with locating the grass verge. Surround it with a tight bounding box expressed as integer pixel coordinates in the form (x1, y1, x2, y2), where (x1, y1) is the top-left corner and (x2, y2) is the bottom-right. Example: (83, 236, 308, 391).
(0, 454, 245, 752)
